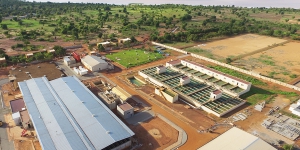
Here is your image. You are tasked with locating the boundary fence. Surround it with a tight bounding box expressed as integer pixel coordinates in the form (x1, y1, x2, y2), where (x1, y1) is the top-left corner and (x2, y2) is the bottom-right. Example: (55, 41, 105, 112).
(152, 42, 300, 92)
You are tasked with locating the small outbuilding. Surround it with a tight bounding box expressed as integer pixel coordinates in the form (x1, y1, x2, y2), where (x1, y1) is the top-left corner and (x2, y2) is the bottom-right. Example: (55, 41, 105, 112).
(63, 56, 76, 66)
(117, 103, 134, 119)
(81, 55, 108, 71)
(97, 41, 111, 47)
(0, 57, 6, 63)
(118, 38, 131, 43)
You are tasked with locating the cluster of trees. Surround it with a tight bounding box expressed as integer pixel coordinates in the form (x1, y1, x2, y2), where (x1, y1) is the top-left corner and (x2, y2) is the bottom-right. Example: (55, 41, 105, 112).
(0, 0, 300, 43)
(0, 45, 65, 67)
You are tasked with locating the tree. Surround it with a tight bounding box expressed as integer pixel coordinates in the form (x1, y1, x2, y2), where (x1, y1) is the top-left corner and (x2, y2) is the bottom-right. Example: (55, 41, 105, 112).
(1, 24, 7, 30)
(44, 52, 54, 60)
(0, 15, 2, 24)
(98, 44, 105, 52)
(98, 32, 103, 38)
(34, 52, 44, 60)
(283, 144, 293, 150)
(130, 36, 137, 43)
(53, 45, 66, 56)
(225, 57, 232, 64)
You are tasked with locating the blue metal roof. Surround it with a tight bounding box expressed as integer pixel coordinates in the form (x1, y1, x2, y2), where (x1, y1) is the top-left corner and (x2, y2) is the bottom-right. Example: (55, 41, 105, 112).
(18, 76, 134, 150)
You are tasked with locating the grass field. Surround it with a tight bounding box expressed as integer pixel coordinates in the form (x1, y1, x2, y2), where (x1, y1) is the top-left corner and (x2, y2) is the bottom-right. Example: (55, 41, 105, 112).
(106, 49, 163, 68)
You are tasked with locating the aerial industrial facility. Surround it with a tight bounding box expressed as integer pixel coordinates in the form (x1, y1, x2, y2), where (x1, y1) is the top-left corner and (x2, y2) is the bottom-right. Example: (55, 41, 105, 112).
(139, 59, 250, 117)
(18, 76, 134, 150)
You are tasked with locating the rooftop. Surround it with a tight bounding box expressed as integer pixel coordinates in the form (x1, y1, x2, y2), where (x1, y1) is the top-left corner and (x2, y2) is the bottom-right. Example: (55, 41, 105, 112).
(183, 59, 250, 85)
(118, 103, 133, 111)
(198, 127, 276, 150)
(140, 67, 245, 115)
(81, 55, 107, 67)
(167, 59, 181, 65)
(18, 76, 134, 150)
(10, 99, 25, 113)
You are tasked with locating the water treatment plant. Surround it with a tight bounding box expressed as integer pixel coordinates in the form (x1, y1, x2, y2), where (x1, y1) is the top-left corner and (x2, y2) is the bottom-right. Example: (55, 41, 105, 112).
(138, 59, 251, 117)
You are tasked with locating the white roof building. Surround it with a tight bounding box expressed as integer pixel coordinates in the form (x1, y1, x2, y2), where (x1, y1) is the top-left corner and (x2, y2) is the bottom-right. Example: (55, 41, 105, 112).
(81, 55, 108, 71)
(119, 38, 131, 43)
(0, 57, 5, 62)
(198, 127, 276, 150)
(18, 76, 134, 150)
(97, 41, 111, 46)
(289, 100, 300, 116)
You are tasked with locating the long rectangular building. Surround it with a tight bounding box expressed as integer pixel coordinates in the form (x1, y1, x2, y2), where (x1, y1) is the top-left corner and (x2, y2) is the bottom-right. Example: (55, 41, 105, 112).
(138, 60, 249, 117)
(18, 76, 134, 150)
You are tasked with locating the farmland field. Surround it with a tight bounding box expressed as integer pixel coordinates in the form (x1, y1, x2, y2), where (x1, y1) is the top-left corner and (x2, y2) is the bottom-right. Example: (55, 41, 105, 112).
(185, 34, 287, 59)
(233, 42, 300, 82)
(106, 49, 163, 68)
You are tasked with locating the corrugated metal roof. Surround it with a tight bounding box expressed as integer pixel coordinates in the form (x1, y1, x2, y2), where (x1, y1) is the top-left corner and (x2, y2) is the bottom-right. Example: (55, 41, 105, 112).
(18, 76, 134, 150)
(81, 55, 107, 67)
(198, 127, 276, 150)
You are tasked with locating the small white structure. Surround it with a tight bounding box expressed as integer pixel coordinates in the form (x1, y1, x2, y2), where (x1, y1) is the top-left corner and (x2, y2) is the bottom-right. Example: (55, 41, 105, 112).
(26, 53, 33, 58)
(97, 41, 110, 47)
(155, 88, 178, 103)
(81, 55, 108, 71)
(289, 100, 300, 116)
(64, 56, 76, 66)
(0, 57, 6, 63)
(156, 65, 166, 74)
(117, 103, 134, 119)
(210, 90, 222, 100)
(73, 66, 88, 76)
(180, 76, 190, 86)
(47, 49, 55, 53)
(119, 38, 131, 43)
(12, 112, 21, 125)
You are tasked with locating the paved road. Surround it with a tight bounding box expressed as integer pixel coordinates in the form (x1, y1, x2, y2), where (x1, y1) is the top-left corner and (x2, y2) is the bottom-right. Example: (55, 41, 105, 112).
(0, 78, 14, 150)
(0, 78, 9, 87)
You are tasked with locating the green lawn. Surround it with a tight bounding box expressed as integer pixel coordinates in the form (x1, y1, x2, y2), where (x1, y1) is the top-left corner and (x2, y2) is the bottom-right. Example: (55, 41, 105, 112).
(106, 49, 163, 68)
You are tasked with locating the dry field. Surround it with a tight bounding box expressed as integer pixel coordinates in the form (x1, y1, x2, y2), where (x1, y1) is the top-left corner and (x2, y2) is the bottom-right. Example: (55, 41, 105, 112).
(234, 42, 300, 82)
(188, 34, 287, 59)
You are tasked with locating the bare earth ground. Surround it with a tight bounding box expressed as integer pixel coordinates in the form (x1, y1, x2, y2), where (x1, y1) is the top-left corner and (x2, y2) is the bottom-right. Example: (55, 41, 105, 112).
(235, 42, 300, 82)
(139, 84, 215, 130)
(0, 38, 79, 56)
(2, 91, 39, 150)
(235, 97, 295, 148)
(10, 62, 63, 88)
(130, 117, 178, 150)
(0, 67, 9, 79)
(193, 34, 286, 58)
(102, 55, 229, 149)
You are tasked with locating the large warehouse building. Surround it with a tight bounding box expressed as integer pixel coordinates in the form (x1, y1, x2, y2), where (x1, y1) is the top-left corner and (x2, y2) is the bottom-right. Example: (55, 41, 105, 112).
(199, 127, 276, 150)
(81, 55, 108, 71)
(18, 76, 134, 150)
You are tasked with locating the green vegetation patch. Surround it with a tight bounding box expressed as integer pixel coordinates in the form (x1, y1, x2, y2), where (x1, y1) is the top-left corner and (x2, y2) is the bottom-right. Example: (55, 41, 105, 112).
(106, 49, 163, 68)
(209, 65, 266, 86)
(258, 54, 275, 66)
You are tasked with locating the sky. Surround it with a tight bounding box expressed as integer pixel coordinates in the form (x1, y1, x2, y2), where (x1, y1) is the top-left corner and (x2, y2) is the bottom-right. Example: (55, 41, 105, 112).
(27, 0, 300, 8)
